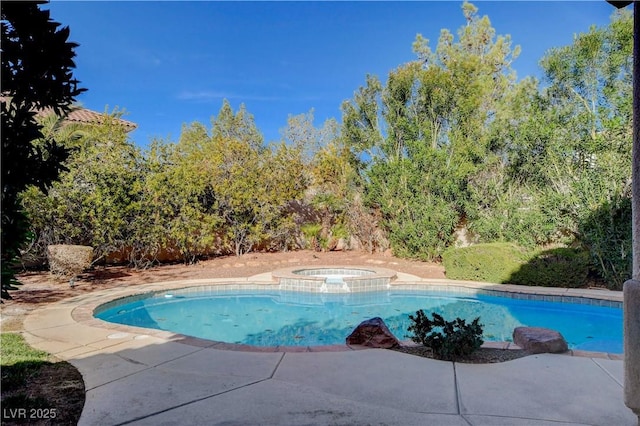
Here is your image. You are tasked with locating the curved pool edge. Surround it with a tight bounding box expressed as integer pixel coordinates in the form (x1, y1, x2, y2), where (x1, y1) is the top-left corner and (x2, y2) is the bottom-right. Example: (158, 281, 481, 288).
(19, 276, 632, 426)
(35, 275, 622, 359)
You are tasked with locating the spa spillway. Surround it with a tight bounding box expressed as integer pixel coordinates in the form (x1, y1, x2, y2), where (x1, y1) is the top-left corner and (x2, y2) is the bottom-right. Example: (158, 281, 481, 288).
(271, 266, 397, 293)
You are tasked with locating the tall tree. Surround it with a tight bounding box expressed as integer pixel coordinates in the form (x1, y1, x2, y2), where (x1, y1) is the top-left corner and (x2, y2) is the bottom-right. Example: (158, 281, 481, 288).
(342, 1, 519, 260)
(540, 10, 632, 288)
(1, 1, 85, 298)
(204, 136, 305, 256)
(163, 103, 306, 257)
(212, 99, 264, 150)
(21, 112, 143, 265)
(282, 110, 356, 242)
(468, 9, 632, 289)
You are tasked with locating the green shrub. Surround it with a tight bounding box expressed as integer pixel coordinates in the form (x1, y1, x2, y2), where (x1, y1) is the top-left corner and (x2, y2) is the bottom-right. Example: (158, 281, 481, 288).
(467, 185, 563, 249)
(508, 247, 590, 288)
(300, 223, 324, 251)
(330, 223, 349, 241)
(578, 197, 632, 291)
(407, 311, 484, 361)
(386, 196, 458, 262)
(443, 243, 592, 288)
(442, 243, 527, 283)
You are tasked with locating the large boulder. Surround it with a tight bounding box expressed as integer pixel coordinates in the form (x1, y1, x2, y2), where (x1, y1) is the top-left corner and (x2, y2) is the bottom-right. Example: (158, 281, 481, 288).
(346, 317, 400, 349)
(513, 327, 568, 354)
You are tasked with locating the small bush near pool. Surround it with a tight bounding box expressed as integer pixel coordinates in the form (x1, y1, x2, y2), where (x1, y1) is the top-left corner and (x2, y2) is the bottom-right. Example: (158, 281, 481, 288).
(442, 243, 528, 284)
(407, 310, 484, 361)
(443, 243, 590, 288)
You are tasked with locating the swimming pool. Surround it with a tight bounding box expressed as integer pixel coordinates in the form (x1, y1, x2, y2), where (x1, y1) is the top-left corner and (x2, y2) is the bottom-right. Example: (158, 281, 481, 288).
(95, 288, 622, 353)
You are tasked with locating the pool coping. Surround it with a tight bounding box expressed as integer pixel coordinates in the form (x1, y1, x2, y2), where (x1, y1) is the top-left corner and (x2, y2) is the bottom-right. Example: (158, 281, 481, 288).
(64, 273, 624, 360)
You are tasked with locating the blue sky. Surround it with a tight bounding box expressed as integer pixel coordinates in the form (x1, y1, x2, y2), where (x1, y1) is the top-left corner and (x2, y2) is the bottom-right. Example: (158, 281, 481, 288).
(46, 1, 622, 148)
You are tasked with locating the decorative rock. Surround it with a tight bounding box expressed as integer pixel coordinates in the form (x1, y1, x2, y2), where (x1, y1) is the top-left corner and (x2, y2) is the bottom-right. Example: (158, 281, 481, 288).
(513, 327, 568, 354)
(349, 236, 361, 251)
(346, 317, 400, 349)
(334, 238, 347, 251)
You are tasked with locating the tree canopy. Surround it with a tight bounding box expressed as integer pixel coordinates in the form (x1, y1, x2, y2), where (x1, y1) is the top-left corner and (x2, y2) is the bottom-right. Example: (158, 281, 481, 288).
(1, 1, 85, 298)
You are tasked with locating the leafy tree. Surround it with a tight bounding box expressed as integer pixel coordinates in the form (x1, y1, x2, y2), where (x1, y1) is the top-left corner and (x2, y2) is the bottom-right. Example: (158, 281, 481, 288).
(540, 10, 632, 289)
(259, 141, 307, 250)
(22, 101, 307, 265)
(343, 1, 519, 260)
(206, 103, 270, 255)
(164, 102, 306, 257)
(412, 0, 519, 166)
(465, 78, 573, 247)
(341, 74, 385, 163)
(281, 110, 323, 163)
(19, 111, 88, 265)
(1, 1, 85, 298)
(157, 123, 225, 263)
(282, 110, 366, 250)
(125, 139, 176, 266)
(21, 111, 143, 265)
(212, 99, 264, 150)
(468, 9, 632, 289)
(311, 141, 355, 223)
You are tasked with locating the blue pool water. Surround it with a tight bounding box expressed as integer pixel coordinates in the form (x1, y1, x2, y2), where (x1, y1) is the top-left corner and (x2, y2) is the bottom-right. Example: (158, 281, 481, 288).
(96, 289, 623, 353)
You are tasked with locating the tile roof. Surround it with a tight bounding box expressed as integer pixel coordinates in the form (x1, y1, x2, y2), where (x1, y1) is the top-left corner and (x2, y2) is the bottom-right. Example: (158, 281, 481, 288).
(1, 97, 137, 132)
(58, 108, 137, 132)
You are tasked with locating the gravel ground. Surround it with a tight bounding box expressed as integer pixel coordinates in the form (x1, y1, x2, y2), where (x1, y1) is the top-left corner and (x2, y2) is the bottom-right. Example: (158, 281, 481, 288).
(391, 345, 530, 363)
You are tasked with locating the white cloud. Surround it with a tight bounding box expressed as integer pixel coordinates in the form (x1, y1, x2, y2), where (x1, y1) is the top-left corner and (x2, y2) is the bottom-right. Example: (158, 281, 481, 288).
(176, 90, 285, 102)
(177, 90, 326, 103)
(176, 90, 231, 101)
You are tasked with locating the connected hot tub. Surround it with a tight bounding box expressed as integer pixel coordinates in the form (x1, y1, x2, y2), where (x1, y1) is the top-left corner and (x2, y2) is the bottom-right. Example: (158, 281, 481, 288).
(271, 266, 397, 293)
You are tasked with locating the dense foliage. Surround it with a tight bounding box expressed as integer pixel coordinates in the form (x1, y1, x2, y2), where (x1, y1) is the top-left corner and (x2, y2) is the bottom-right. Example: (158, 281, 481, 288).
(1, 1, 85, 298)
(342, 2, 520, 261)
(341, 2, 631, 289)
(509, 247, 591, 288)
(15, 2, 633, 290)
(23, 103, 307, 264)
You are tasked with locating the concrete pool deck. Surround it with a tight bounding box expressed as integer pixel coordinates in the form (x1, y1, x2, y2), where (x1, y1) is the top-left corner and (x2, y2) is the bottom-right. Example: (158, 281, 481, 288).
(19, 274, 633, 425)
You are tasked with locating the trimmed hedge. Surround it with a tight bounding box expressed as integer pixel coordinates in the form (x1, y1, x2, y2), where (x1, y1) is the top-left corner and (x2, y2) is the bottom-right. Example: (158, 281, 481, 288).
(442, 243, 528, 284)
(443, 243, 590, 288)
(509, 247, 590, 288)
(47, 245, 93, 278)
